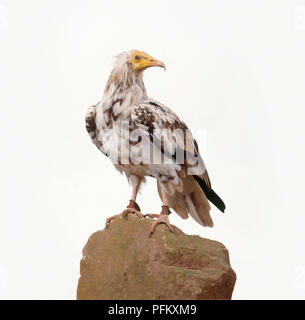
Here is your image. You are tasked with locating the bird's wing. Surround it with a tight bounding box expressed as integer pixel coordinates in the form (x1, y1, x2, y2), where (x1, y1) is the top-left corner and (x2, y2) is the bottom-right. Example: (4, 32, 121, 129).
(85, 104, 107, 156)
(131, 99, 225, 213)
(131, 98, 211, 188)
(85, 105, 98, 140)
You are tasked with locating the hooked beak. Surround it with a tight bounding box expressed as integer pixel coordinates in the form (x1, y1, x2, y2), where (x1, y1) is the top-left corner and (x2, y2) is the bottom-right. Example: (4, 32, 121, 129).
(135, 52, 166, 71)
(130, 51, 166, 73)
(149, 58, 166, 71)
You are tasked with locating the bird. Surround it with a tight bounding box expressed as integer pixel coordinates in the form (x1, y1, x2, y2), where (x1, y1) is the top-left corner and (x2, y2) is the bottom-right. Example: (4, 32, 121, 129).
(86, 50, 225, 236)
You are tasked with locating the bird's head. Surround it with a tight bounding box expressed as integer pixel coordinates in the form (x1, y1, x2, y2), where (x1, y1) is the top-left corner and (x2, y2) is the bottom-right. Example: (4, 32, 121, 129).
(129, 50, 166, 74)
(105, 50, 166, 96)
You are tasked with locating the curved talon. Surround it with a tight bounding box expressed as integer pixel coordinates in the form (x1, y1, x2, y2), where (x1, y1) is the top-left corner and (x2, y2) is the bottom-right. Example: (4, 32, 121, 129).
(124, 208, 144, 219)
(106, 213, 121, 228)
(105, 203, 172, 236)
(149, 214, 173, 237)
(105, 207, 143, 228)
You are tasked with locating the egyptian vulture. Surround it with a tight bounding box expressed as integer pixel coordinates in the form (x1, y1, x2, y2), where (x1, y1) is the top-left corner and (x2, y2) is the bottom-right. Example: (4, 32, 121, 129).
(86, 50, 225, 235)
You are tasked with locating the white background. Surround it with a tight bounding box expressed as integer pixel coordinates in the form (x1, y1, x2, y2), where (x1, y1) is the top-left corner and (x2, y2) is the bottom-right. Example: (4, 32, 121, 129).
(1, 0, 305, 299)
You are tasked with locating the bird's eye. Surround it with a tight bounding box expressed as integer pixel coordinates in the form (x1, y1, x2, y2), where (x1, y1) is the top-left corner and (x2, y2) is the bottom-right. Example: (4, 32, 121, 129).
(135, 55, 140, 60)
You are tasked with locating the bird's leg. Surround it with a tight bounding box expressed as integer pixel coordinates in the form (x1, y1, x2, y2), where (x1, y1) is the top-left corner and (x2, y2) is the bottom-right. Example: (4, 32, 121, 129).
(128, 179, 141, 211)
(145, 192, 173, 236)
(105, 176, 143, 228)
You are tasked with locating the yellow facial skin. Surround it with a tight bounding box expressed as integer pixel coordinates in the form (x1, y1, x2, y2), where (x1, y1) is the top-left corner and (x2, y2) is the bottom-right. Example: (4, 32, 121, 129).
(130, 51, 166, 72)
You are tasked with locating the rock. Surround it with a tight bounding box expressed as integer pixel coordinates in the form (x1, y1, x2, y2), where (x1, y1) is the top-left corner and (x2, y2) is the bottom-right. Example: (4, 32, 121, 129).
(77, 215, 236, 300)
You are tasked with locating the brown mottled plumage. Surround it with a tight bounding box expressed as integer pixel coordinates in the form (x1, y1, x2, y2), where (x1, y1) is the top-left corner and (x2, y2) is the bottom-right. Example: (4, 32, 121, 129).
(86, 50, 225, 234)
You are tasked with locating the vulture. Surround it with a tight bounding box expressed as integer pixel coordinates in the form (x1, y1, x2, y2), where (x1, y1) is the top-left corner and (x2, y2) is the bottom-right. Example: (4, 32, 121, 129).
(86, 50, 225, 235)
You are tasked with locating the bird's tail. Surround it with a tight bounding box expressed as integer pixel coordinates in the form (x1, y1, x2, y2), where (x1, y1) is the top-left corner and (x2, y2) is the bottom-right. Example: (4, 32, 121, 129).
(157, 176, 214, 227)
(193, 175, 226, 213)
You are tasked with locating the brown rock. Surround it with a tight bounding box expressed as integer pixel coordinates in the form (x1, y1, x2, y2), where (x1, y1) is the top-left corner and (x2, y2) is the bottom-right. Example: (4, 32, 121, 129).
(77, 215, 236, 300)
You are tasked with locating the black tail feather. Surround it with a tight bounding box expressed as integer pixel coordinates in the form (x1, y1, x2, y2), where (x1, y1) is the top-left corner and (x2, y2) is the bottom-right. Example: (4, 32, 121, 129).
(194, 175, 226, 213)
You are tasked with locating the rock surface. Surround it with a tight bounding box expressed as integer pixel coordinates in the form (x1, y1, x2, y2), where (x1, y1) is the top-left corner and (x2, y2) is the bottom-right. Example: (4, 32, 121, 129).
(77, 215, 236, 300)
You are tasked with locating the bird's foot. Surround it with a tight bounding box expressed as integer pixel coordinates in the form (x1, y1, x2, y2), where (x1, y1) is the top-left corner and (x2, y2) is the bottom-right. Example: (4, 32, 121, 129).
(105, 200, 143, 228)
(144, 205, 173, 237)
